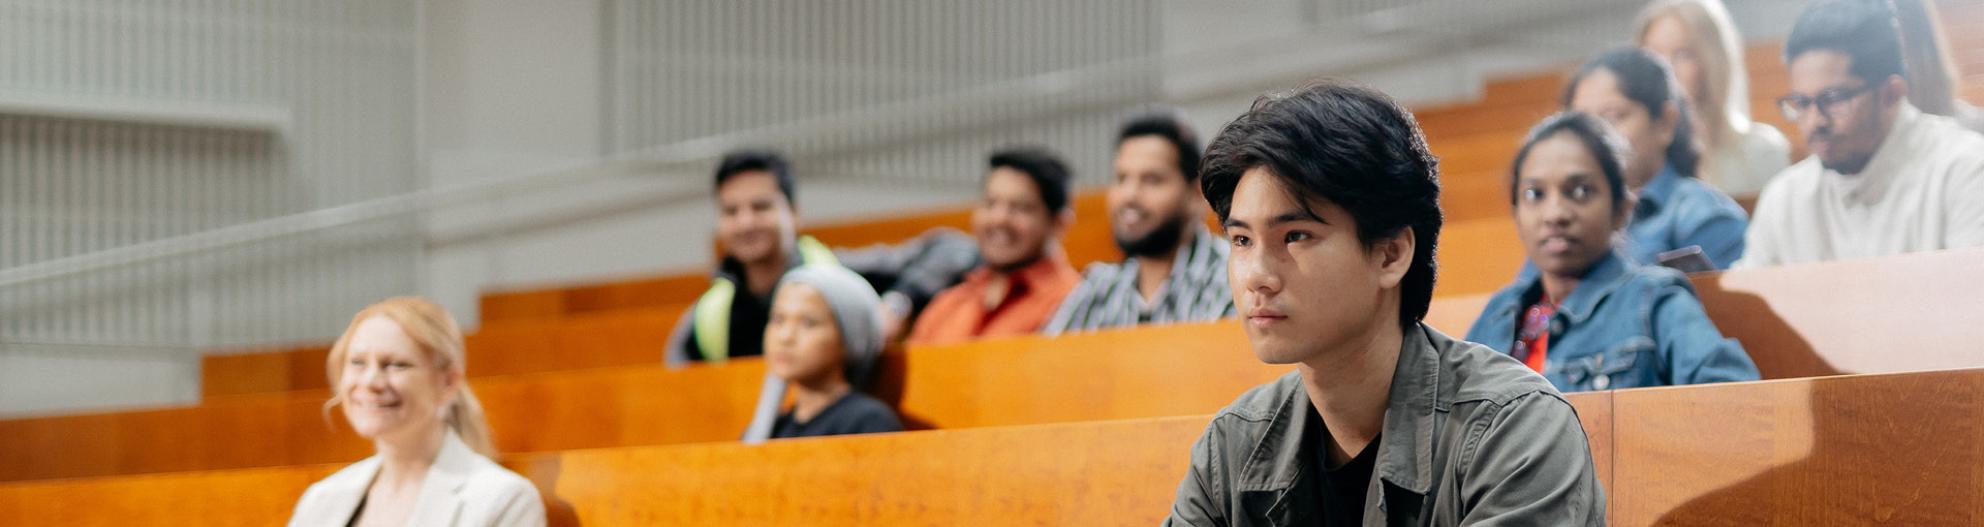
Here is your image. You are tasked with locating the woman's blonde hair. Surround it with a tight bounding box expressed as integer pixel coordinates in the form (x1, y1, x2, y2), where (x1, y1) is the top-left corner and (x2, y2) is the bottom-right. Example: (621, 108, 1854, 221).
(1634, 0, 1750, 150)
(324, 296, 496, 457)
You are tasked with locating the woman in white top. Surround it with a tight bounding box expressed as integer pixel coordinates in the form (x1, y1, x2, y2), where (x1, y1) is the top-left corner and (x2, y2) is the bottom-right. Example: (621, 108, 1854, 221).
(289, 297, 545, 527)
(1635, 0, 1792, 196)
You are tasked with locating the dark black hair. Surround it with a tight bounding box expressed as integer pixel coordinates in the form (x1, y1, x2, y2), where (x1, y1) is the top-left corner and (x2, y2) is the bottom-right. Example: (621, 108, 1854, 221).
(1563, 47, 1701, 178)
(1117, 111, 1204, 182)
(1785, 0, 1906, 85)
(1200, 81, 1443, 327)
(713, 149, 795, 204)
(987, 146, 1073, 213)
(1509, 111, 1632, 213)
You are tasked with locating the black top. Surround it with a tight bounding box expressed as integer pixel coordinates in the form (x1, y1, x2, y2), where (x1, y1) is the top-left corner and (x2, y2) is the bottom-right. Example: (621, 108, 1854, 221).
(1310, 408, 1379, 527)
(770, 391, 904, 439)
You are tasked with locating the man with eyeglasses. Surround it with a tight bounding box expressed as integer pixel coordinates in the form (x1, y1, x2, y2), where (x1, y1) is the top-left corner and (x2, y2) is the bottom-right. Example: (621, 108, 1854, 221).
(1736, 0, 1984, 268)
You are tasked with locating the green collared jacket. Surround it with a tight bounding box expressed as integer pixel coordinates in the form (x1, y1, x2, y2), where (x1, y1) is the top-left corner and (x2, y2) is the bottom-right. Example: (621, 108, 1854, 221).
(1164, 324, 1606, 526)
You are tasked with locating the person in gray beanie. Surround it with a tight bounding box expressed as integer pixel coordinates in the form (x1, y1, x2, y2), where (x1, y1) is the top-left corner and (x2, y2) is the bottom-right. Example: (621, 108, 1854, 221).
(741, 264, 903, 442)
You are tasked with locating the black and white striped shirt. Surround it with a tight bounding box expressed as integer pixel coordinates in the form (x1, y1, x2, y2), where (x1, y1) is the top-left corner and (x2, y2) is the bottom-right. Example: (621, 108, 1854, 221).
(1043, 225, 1236, 334)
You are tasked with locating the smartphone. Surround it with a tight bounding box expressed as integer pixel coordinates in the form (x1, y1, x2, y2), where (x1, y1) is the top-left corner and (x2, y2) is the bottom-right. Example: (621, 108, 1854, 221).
(1656, 246, 1716, 274)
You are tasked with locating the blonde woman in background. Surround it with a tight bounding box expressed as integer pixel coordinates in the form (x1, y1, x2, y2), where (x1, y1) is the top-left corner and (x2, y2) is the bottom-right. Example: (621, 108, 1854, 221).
(1894, 0, 1984, 133)
(289, 297, 545, 527)
(1636, 0, 1791, 195)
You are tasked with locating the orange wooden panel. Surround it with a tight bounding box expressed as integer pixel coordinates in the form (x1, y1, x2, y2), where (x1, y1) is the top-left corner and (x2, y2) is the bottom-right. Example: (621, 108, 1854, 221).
(481, 272, 707, 323)
(475, 288, 567, 322)
(200, 345, 330, 397)
(0, 462, 343, 527)
(203, 305, 687, 396)
(1435, 216, 1524, 298)
(1689, 247, 1984, 379)
(1609, 368, 1984, 526)
(1423, 293, 1492, 338)
(1479, 70, 1572, 107)
(0, 355, 769, 482)
(1569, 390, 1615, 526)
(887, 323, 1277, 430)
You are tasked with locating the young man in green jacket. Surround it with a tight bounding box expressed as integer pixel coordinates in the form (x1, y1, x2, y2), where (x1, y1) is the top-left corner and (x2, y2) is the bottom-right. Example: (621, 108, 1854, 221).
(1164, 81, 1605, 526)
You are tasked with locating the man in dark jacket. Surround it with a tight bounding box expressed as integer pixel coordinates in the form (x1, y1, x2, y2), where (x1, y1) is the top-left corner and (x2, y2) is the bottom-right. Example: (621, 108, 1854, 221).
(1164, 81, 1605, 526)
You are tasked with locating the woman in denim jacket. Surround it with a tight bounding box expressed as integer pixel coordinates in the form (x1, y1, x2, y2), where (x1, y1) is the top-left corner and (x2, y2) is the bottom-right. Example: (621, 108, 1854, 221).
(1466, 112, 1760, 392)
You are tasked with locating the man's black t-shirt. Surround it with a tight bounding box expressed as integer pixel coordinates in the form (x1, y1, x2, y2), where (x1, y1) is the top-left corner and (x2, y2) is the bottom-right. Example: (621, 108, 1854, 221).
(1310, 407, 1380, 526)
(770, 392, 904, 439)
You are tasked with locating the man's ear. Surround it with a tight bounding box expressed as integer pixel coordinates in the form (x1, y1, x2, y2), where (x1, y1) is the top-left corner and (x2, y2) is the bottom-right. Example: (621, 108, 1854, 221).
(1881, 74, 1909, 107)
(1374, 226, 1416, 289)
(1053, 207, 1076, 235)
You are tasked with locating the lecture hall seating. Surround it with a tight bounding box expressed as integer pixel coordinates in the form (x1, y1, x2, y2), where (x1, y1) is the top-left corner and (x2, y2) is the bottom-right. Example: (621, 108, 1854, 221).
(13, 247, 1984, 483)
(4, 368, 1979, 526)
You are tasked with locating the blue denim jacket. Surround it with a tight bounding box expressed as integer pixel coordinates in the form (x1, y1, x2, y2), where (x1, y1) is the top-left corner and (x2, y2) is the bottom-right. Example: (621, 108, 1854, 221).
(1465, 251, 1760, 392)
(1624, 166, 1749, 269)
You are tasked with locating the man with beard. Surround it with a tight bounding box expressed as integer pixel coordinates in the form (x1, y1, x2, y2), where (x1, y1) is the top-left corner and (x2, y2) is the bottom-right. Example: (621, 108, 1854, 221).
(665, 149, 979, 366)
(906, 147, 1082, 346)
(1737, 0, 1984, 268)
(1044, 113, 1235, 335)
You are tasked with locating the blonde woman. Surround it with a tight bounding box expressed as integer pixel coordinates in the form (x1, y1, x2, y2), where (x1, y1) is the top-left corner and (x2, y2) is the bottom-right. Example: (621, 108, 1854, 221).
(1636, 0, 1791, 195)
(289, 297, 545, 527)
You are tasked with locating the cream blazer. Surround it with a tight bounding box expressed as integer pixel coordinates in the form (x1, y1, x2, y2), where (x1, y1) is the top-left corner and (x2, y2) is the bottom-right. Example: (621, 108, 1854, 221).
(286, 432, 545, 527)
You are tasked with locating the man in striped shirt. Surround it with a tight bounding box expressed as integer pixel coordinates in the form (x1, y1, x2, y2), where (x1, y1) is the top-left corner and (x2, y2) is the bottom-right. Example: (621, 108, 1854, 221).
(1044, 113, 1237, 335)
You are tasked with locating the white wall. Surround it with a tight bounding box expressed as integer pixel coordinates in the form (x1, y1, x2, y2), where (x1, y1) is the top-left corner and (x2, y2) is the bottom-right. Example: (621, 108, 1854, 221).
(0, 0, 421, 415)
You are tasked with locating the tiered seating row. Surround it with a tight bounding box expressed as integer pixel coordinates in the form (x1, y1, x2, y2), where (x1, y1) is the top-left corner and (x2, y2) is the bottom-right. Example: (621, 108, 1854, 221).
(5, 368, 1979, 526)
(11, 248, 1982, 483)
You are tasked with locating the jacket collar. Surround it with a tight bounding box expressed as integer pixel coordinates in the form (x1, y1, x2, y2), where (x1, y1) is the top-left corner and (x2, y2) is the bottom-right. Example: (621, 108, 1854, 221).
(963, 244, 1072, 290)
(405, 432, 480, 526)
(1550, 251, 1630, 325)
(1231, 324, 1445, 519)
(317, 432, 479, 527)
(1633, 165, 1683, 221)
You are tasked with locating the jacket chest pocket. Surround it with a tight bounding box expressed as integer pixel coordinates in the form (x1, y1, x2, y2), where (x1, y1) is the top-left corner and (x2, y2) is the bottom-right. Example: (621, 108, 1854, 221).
(1552, 337, 1655, 391)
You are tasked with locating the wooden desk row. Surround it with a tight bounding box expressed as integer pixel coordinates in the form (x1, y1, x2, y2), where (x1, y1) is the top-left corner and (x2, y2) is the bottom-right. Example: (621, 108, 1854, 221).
(197, 216, 1524, 397)
(1, 323, 1268, 482)
(29, 248, 1982, 482)
(5, 368, 1980, 526)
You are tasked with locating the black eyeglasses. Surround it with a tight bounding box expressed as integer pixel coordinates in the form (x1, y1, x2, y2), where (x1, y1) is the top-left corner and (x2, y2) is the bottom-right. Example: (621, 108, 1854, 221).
(1778, 84, 1875, 122)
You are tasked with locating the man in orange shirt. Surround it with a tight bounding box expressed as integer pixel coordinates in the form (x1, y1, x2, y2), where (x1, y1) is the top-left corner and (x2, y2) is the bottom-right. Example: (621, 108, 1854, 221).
(907, 147, 1082, 346)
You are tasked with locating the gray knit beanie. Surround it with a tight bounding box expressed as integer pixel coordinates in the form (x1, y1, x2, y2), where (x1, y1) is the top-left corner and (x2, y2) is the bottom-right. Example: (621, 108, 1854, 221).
(775, 264, 885, 383)
(741, 264, 885, 444)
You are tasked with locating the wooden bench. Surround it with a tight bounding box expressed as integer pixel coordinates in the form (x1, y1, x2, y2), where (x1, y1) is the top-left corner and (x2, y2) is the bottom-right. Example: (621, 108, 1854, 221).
(1, 323, 1272, 482)
(5, 369, 1978, 526)
(66, 248, 1971, 483)
(203, 214, 1523, 397)
(42, 247, 1968, 481)
(1691, 247, 1984, 379)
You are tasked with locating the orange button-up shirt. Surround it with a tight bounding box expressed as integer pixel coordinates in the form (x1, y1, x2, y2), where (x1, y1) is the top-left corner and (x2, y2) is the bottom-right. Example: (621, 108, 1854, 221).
(907, 249, 1080, 346)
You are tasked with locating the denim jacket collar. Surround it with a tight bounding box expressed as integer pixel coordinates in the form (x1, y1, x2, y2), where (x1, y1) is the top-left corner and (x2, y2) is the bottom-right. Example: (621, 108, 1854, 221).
(1633, 165, 1683, 222)
(1553, 251, 1631, 325)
